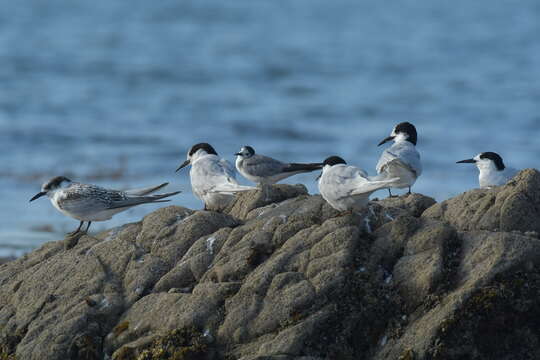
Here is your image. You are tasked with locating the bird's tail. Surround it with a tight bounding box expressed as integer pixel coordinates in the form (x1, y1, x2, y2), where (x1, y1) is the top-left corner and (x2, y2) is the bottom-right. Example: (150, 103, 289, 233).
(283, 162, 324, 173)
(145, 190, 182, 201)
(125, 183, 169, 196)
(351, 177, 400, 195)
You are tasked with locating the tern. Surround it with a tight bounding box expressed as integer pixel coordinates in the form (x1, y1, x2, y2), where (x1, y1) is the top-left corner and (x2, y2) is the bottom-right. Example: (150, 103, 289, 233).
(30, 176, 181, 236)
(457, 152, 517, 188)
(376, 122, 422, 196)
(318, 156, 398, 213)
(235, 145, 323, 186)
(176, 143, 256, 211)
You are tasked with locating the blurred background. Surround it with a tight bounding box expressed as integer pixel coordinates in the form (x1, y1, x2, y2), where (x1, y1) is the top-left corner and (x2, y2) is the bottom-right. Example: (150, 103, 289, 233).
(1, 0, 539, 257)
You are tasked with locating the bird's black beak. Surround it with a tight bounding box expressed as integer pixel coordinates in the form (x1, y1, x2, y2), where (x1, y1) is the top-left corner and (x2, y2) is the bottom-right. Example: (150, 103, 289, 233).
(234, 153, 241, 156)
(378, 136, 395, 146)
(456, 159, 476, 164)
(30, 191, 46, 202)
(176, 160, 190, 172)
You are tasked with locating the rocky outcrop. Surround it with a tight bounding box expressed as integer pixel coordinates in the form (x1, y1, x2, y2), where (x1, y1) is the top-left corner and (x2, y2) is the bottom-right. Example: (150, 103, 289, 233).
(1, 170, 540, 359)
(423, 168, 540, 234)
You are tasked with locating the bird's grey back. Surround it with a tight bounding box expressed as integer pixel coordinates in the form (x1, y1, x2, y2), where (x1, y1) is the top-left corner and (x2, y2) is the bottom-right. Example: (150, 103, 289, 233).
(240, 154, 285, 177)
(321, 164, 368, 188)
(61, 182, 129, 208)
(377, 142, 422, 176)
(191, 155, 239, 193)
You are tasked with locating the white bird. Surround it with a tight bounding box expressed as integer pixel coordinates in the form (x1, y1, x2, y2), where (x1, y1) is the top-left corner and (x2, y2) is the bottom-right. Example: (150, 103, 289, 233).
(456, 152, 517, 188)
(318, 156, 398, 213)
(376, 122, 422, 196)
(176, 143, 256, 211)
(30, 176, 181, 235)
(235, 145, 323, 186)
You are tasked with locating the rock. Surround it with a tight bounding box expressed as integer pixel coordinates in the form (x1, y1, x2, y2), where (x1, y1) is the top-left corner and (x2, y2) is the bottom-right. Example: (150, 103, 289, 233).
(375, 193, 437, 218)
(389, 218, 456, 309)
(423, 168, 540, 233)
(0, 257, 14, 266)
(374, 230, 540, 360)
(226, 184, 309, 220)
(1, 179, 540, 360)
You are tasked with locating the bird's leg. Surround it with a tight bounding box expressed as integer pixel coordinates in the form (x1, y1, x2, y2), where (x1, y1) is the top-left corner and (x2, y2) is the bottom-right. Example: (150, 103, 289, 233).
(65, 221, 86, 250)
(67, 221, 84, 236)
(407, 187, 412, 195)
(85, 222, 92, 233)
(261, 183, 271, 202)
(387, 189, 398, 198)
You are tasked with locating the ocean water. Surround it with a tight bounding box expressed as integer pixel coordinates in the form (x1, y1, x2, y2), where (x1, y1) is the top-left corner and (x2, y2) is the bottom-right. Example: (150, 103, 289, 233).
(1, 0, 539, 256)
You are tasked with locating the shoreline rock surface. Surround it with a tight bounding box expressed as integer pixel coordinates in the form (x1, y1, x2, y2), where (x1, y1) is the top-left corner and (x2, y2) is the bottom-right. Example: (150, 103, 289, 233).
(1, 171, 540, 359)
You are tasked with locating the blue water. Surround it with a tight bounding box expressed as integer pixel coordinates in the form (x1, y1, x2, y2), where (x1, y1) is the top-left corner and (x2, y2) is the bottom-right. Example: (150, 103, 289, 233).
(1, 0, 539, 256)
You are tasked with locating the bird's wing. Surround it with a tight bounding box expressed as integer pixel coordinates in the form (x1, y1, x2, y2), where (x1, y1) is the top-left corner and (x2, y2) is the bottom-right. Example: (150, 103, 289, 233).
(107, 190, 181, 209)
(377, 144, 422, 176)
(61, 184, 180, 212)
(324, 165, 398, 197)
(324, 166, 371, 198)
(57, 183, 126, 214)
(241, 155, 285, 177)
(219, 158, 238, 182)
(107, 191, 180, 210)
(208, 183, 256, 194)
(192, 156, 255, 195)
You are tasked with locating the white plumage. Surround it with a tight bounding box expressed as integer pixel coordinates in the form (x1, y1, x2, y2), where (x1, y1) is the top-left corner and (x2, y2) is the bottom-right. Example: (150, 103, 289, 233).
(177, 143, 256, 211)
(318, 156, 398, 212)
(457, 152, 517, 188)
(376, 122, 422, 194)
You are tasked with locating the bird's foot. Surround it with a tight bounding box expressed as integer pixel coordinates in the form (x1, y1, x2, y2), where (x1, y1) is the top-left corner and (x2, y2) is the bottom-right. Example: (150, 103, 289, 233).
(66, 229, 82, 237)
(64, 231, 86, 250)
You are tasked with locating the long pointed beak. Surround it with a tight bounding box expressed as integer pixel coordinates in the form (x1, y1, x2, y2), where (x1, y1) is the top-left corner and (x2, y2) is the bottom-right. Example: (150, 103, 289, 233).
(234, 153, 241, 156)
(30, 192, 46, 202)
(456, 159, 476, 164)
(176, 160, 190, 172)
(378, 136, 395, 146)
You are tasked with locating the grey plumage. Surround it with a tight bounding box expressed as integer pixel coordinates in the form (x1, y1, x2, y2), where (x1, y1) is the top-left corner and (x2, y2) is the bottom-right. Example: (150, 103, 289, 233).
(57, 182, 178, 213)
(30, 176, 181, 235)
(235, 145, 323, 185)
